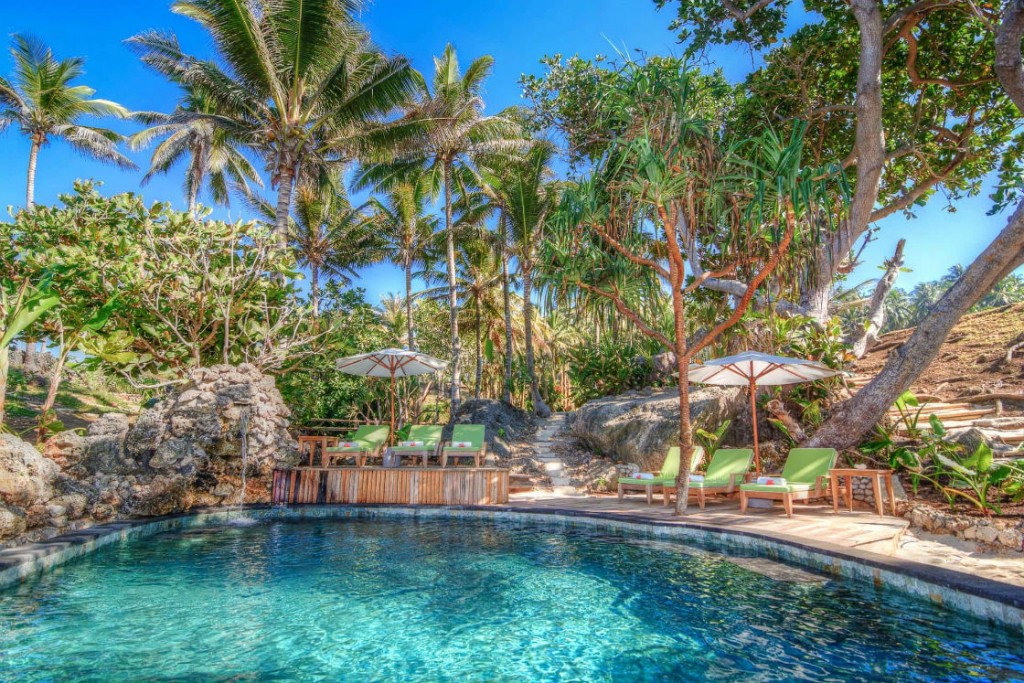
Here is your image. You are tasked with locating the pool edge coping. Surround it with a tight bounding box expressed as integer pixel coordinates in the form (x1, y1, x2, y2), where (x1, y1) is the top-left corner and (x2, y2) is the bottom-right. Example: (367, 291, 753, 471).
(1, 503, 1022, 631)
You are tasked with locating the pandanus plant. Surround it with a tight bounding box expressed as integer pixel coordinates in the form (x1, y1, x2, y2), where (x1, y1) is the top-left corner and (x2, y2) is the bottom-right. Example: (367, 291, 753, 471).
(550, 59, 846, 513)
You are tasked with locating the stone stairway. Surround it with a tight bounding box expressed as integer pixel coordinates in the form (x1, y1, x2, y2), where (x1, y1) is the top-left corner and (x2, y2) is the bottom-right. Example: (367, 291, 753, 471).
(848, 376, 1024, 449)
(531, 412, 585, 496)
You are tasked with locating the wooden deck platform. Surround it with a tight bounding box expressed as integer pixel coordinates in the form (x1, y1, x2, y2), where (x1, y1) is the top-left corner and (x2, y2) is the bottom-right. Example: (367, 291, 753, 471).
(271, 467, 509, 506)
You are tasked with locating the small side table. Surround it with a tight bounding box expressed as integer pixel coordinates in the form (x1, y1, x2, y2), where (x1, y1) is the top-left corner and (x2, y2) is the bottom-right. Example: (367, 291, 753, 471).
(829, 468, 896, 517)
(298, 435, 339, 466)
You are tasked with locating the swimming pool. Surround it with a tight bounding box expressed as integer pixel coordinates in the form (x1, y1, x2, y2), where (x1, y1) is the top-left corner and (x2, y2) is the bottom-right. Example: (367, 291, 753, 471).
(1, 517, 1021, 682)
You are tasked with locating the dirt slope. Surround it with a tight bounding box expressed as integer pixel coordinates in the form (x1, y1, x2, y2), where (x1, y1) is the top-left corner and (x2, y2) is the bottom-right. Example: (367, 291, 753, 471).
(854, 304, 1024, 400)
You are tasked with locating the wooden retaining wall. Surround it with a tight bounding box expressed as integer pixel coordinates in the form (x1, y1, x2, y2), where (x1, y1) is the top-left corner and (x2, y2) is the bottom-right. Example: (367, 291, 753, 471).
(271, 467, 509, 506)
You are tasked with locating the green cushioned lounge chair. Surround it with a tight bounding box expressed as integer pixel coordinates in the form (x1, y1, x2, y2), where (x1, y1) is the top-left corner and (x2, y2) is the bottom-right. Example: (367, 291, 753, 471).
(324, 425, 390, 467)
(739, 448, 837, 517)
(387, 425, 443, 467)
(617, 446, 705, 505)
(441, 424, 487, 467)
(661, 448, 754, 509)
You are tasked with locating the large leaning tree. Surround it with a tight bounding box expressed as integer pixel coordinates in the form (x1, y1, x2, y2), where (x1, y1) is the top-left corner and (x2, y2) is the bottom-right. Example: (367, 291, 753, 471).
(657, 0, 1023, 331)
(649, 0, 1024, 450)
(548, 60, 842, 514)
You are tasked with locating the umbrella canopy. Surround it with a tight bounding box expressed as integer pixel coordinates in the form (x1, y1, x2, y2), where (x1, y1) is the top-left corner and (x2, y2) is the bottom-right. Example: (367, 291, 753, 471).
(335, 348, 448, 378)
(688, 351, 840, 473)
(336, 349, 448, 443)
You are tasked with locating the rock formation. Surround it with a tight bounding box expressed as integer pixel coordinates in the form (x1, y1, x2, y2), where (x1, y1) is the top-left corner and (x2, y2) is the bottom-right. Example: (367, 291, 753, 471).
(1, 364, 299, 547)
(570, 386, 744, 470)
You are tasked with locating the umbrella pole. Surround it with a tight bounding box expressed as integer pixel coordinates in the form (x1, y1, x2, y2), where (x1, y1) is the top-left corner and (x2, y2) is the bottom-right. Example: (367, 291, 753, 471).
(749, 376, 760, 475)
(389, 373, 396, 446)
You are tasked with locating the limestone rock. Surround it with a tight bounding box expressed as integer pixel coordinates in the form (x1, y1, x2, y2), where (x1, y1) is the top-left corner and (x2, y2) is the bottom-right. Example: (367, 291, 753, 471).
(0, 503, 27, 539)
(0, 434, 59, 509)
(570, 386, 744, 470)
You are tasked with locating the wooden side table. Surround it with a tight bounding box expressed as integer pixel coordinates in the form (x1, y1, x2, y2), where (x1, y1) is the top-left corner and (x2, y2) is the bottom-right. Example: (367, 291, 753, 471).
(829, 468, 896, 517)
(298, 435, 339, 466)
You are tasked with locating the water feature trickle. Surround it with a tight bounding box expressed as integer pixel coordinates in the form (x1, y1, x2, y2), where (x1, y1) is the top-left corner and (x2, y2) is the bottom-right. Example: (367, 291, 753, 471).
(237, 407, 249, 510)
(226, 405, 258, 527)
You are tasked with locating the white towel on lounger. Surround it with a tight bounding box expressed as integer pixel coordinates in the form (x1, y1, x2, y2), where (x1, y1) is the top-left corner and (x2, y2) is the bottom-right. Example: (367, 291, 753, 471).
(756, 476, 787, 485)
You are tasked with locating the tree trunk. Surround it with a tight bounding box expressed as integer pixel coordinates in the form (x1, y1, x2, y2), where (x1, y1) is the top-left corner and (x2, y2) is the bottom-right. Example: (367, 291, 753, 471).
(187, 178, 199, 217)
(850, 238, 905, 358)
(24, 339, 36, 370)
(807, 206, 1024, 450)
(474, 297, 483, 399)
(443, 162, 462, 418)
(521, 264, 551, 417)
(405, 259, 416, 350)
(805, 0, 1024, 451)
(669, 258, 695, 516)
(26, 138, 41, 210)
(500, 215, 514, 405)
(274, 164, 295, 250)
(310, 263, 320, 318)
(0, 345, 9, 428)
(37, 349, 68, 443)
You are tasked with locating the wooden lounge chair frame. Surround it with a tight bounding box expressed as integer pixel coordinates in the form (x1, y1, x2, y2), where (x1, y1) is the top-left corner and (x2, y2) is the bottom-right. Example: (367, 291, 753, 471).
(324, 425, 390, 467)
(738, 448, 837, 517)
(617, 447, 704, 505)
(441, 425, 487, 468)
(386, 425, 443, 467)
(661, 448, 754, 509)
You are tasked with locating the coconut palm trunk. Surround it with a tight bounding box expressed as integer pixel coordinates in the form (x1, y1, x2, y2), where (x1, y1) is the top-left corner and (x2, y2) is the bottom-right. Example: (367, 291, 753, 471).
(501, 226, 513, 405)
(444, 161, 462, 416)
(310, 263, 321, 318)
(275, 164, 295, 249)
(521, 262, 551, 417)
(405, 259, 416, 349)
(26, 137, 41, 209)
(474, 296, 483, 399)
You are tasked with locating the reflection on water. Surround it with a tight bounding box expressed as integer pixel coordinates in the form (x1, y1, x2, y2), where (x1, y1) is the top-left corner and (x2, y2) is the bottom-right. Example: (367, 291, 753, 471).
(0, 518, 1021, 683)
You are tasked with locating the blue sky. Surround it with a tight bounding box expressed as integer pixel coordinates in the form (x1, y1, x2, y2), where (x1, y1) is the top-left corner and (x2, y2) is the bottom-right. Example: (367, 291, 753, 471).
(0, 1, 1015, 306)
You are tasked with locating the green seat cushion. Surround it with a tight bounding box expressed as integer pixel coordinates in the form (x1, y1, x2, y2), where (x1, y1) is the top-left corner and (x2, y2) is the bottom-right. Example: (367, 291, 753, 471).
(703, 448, 753, 483)
(740, 483, 815, 493)
(687, 479, 732, 489)
(781, 448, 837, 482)
(444, 446, 481, 453)
(326, 425, 390, 453)
(450, 424, 485, 450)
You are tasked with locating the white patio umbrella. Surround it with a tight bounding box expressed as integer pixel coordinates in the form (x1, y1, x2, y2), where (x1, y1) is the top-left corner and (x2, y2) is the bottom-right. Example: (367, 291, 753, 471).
(687, 351, 840, 473)
(335, 348, 448, 441)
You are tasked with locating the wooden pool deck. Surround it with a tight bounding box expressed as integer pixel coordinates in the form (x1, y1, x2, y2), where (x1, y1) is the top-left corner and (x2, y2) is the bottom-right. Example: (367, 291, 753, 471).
(504, 492, 1024, 589)
(272, 467, 509, 506)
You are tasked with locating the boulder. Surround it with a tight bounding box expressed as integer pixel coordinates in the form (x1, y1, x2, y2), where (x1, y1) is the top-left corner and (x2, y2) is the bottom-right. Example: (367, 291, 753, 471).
(450, 399, 537, 444)
(0, 434, 59, 509)
(35, 364, 300, 528)
(570, 386, 744, 470)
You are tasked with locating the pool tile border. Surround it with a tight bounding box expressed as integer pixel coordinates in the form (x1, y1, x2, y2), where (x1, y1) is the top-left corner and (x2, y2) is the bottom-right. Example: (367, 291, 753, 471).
(1, 503, 1021, 633)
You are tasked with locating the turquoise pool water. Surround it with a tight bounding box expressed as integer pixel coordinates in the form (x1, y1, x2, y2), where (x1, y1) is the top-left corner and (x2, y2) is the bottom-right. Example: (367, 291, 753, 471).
(0, 518, 1021, 682)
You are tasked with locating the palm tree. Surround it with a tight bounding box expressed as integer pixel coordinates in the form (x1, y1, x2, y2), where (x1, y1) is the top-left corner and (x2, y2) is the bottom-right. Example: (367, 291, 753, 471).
(130, 86, 262, 215)
(129, 0, 418, 245)
(0, 35, 134, 208)
(357, 44, 523, 417)
(477, 141, 559, 416)
(367, 174, 439, 349)
(290, 185, 378, 317)
(422, 234, 505, 399)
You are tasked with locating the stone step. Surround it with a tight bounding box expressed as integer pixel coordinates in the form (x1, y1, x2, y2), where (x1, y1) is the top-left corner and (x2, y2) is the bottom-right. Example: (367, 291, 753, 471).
(550, 476, 572, 486)
(551, 486, 585, 497)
